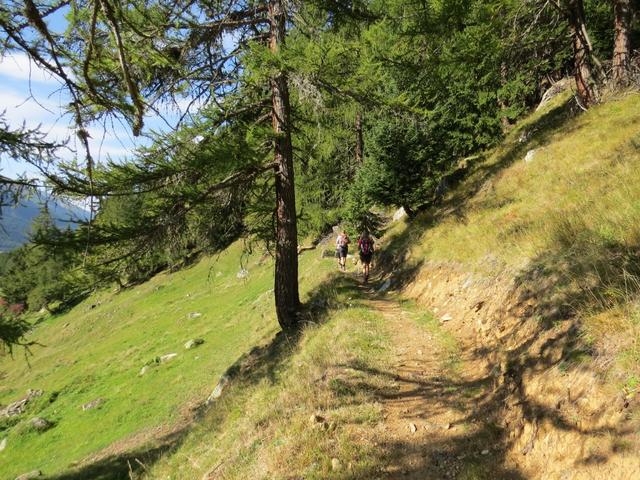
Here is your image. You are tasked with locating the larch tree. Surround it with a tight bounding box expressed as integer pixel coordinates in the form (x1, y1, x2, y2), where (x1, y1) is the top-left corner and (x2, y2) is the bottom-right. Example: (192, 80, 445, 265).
(0, 0, 304, 330)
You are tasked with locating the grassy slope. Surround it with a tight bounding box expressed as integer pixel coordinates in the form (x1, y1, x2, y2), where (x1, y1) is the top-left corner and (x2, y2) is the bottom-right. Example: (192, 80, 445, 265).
(0, 242, 333, 479)
(145, 277, 451, 480)
(388, 90, 640, 390)
(4, 91, 640, 479)
(146, 91, 640, 478)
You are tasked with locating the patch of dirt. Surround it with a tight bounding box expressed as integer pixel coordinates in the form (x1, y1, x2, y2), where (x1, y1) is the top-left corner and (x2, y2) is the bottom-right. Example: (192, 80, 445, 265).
(363, 291, 514, 479)
(371, 259, 640, 479)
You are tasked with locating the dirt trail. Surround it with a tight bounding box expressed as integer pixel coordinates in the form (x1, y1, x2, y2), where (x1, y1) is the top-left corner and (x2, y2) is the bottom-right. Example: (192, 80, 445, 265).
(360, 284, 522, 479)
(356, 256, 640, 480)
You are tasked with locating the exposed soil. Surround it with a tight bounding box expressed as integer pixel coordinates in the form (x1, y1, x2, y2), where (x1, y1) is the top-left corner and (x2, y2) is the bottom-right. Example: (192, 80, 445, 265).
(364, 290, 513, 479)
(363, 257, 640, 479)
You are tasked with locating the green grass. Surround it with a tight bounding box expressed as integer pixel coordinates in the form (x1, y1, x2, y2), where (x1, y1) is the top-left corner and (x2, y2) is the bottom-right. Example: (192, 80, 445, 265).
(387, 91, 640, 393)
(145, 275, 395, 480)
(392, 92, 640, 269)
(0, 242, 334, 479)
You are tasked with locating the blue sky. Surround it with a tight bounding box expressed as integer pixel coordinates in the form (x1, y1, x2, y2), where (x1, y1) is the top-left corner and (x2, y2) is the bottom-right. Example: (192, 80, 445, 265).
(0, 6, 240, 185)
(0, 52, 141, 177)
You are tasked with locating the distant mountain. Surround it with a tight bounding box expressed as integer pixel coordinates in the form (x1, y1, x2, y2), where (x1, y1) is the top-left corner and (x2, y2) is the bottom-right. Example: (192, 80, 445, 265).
(0, 196, 89, 252)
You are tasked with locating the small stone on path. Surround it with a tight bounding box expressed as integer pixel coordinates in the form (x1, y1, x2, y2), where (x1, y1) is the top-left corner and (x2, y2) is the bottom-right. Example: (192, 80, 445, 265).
(331, 458, 342, 471)
(378, 279, 392, 293)
(409, 423, 418, 433)
(441, 313, 453, 322)
(481, 449, 490, 455)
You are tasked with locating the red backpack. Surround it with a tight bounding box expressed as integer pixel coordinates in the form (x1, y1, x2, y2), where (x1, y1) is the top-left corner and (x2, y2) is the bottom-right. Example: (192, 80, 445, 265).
(359, 238, 373, 255)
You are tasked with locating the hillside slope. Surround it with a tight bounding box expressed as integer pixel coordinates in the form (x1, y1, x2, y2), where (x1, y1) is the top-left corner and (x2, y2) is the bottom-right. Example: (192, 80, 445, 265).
(0, 241, 335, 479)
(3, 91, 640, 480)
(142, 91, 640, 479)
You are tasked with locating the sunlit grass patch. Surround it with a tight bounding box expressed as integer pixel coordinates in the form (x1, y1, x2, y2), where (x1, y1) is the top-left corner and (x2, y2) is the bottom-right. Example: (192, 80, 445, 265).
(146, 290, 394, 480)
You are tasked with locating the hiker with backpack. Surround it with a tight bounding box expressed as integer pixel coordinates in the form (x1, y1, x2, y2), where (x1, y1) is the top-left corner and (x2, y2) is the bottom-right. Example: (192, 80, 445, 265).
(358, 231, 374, 283)
(335, 230, 350, 272)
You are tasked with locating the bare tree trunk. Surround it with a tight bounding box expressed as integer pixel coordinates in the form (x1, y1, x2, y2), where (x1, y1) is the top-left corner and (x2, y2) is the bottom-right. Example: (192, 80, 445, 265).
(355, 111, 363, 164)
(498, 62, 511, 130)
(613, 0, 632, 87)
(268, 0, 300, 331)
(567, 0, 598, 107)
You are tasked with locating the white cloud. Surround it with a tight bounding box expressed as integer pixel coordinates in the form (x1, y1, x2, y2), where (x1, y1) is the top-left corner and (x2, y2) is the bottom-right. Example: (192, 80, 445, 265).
(0, 89, 63, 123)
(0, 52, 62, 85)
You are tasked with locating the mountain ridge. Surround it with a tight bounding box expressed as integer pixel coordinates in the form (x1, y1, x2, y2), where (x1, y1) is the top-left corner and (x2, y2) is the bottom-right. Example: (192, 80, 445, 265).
(0, 195, 89, 251)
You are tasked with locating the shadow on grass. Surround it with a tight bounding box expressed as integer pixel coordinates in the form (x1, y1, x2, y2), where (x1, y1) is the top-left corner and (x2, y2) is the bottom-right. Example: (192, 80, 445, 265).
(315, 277, 633, 478)
(45, 429, 188, 480)
(42, 270, 357, 480)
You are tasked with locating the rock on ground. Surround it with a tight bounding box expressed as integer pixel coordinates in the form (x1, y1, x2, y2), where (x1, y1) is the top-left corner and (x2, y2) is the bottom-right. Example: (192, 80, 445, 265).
(82, 398, 104, 411)
(378, 279, 392, 293)
(0, 390, 43, 418)
(15, 470, 42, 480)
(393, 207, 408, 221)
(29, 417, 52, 432)
(159, 353, 178, 363)
(184, 338, 205, 350)
(206, 374, 230, 404)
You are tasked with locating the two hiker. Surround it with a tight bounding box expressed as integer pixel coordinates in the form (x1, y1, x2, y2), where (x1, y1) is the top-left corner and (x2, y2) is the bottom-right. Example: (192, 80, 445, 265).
(335, 230, 375, 282)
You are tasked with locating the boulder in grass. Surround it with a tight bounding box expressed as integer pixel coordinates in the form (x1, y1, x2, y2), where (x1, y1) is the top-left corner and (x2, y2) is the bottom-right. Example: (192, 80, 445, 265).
(1, 390, 43, 418)
(82, 398, 104, 411)
(29, 417, 53, 432)
(184, 338, 205, 350)
(393, 207, 408, 221)
(14, 470, 42, 480)
(236, 268, 249, 279)
(159, 353, 178, 363)
(206, 374, 230, 404)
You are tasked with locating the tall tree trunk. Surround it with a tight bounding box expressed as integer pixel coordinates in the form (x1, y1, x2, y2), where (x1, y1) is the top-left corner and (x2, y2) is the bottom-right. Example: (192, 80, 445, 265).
(566, 0, 598, 107)
(498, 62, 511, 130)
(268, 0, 300, 331)
(613, 0, 632, 87)
(355, 111, 363, 164)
